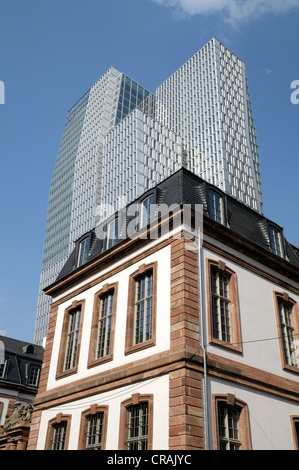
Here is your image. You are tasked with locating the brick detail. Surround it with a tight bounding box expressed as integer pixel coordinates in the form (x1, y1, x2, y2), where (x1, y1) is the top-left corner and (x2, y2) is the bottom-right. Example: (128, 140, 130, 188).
(169, 367, 203, 450)
(37, 304, 58, 394)
(27, 409, 42, 450)
(27, 303, 59, 449)
(169, 238, 203, 449)
(170, 238, 200, 351)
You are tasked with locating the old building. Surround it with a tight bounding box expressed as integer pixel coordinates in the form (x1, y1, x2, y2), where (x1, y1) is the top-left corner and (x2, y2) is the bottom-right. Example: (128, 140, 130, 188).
(0, 336, 43, 449)
(28, 169, 299, 450)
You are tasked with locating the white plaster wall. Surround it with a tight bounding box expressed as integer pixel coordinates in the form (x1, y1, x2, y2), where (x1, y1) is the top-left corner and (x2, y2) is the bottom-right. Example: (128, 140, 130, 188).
(209, 377, 298, 450)
(47, 244, 171, 390)
(202, 243, 299, 379)
(36, 374, 169, 450)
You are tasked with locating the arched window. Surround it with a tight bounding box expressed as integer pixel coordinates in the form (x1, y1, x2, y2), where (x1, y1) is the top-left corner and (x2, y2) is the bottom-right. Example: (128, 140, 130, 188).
(45, 413, 72, 450)
(119, 394, 153, 450)
(78, 405, 108, 450)
(212, 394, 251, 450)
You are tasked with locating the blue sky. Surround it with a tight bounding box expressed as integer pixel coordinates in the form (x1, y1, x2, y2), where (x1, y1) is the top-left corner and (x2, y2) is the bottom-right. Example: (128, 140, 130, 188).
(0, 0, 298, 343)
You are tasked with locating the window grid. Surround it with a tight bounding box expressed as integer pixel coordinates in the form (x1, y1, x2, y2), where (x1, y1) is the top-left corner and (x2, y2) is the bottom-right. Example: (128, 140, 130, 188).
(107, 219, 119, 249)
(96, 292, 114, 359)
(269, 227, 281, 256)
(51, 422, 67, 450)
(134, 272, 153, 345)
(141, 195, 154, 228)
(126, 403, 148, 450)
(211, 268, 231, 343)
(28, 366, 40, 386)
(0, 360, 7, 378)
(278, 301, 298, 368)
(218, 404, 241, 450)
(64, 307, 81, 371)
(209, 191, 222, 223)
(85, 412, 104, 450)
(77, 238, 89, 266)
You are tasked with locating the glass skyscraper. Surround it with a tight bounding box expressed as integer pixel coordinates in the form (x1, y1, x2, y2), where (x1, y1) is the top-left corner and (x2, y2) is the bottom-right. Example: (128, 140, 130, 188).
(156, 38, 262, 213)
(34, 38, 263, 345)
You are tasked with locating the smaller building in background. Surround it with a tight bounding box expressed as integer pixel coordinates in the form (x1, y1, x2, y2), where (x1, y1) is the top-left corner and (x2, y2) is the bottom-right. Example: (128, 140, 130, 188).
(0, 336, 44, 450)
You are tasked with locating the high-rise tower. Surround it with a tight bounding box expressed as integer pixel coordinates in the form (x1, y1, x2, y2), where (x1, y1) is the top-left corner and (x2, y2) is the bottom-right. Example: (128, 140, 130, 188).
(156, 38, 262, 213)
(34, 38, 263, 345)
(34, 67, 153, 344)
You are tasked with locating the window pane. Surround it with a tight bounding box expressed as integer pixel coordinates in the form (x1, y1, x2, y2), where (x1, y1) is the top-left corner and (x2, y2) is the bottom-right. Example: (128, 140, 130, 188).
(0, 360, 7, 378)
(209, 191, 222, 223)
(218, 404, 241, 450)
(64, 307, 81, 370)
(269, 228, 281, 256)
(107, 219, 119, 249)
(86, 413, 104, 450)
(211, 269, 231, 343)
(51, 422, 67, 450)
(96, 292, 114, 358)
(141, 195, 154, 228)
(126, 403, 148, 450)
(28, 366, 40, 386)
(134, 272, 153, 345)
(78, 238, 89, 266)
(278, 301, 298, 367)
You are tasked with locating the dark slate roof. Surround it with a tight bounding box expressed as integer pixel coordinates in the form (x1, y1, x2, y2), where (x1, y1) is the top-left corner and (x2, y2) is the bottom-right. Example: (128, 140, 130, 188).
(0, 335, 44, 390)
(55, 168, 299, 282)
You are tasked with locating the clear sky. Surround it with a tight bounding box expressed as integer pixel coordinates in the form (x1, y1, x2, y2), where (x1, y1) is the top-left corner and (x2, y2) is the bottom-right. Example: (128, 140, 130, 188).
(0, 0, 298, 343)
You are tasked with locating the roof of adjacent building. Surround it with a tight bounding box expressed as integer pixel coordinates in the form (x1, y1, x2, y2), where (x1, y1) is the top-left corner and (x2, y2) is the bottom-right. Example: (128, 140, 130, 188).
(55, 168, 299, 283)
(0, 335, 44, 390)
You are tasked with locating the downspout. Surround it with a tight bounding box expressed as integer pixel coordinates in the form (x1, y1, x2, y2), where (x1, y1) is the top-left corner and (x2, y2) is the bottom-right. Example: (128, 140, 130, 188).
(197, 224, 209, 450)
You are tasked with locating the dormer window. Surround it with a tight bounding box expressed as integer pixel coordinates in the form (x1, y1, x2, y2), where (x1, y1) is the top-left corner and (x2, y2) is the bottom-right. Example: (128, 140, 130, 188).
(77, 238, 90, 267)
(208, 190, 223, 223)
(0, 360, 7, 378)
(269, 227, 282, 257)
(28, 365, 40, 386)
(107, 218, 118, 249)
(141, 195, 154, 228)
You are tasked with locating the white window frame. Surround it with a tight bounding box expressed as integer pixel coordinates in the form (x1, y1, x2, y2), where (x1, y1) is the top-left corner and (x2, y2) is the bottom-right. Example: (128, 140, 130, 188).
(64, 307, 81, 371)
(208, 190, 223, 223)
(107, 218, 119, 249)
(77, 237, 89, 267)
(269, 226, 282, 257)
(140, 195, 154, 228)
(0, 359, 7, 378)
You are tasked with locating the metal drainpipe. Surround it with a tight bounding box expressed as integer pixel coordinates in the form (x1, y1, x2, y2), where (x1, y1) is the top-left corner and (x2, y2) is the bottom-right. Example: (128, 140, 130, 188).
(197, 226, 209, 450)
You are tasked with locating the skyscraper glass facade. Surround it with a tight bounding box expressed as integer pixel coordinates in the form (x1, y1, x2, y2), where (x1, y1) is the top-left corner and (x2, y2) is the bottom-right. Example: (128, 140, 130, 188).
(156, 38, 263, 213)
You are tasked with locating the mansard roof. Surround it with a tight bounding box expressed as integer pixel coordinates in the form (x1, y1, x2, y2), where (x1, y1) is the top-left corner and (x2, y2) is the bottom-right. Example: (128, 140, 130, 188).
(55, 168, 299, 284)
(0, 335, 44, 390)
